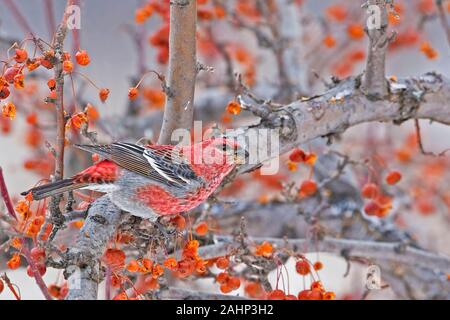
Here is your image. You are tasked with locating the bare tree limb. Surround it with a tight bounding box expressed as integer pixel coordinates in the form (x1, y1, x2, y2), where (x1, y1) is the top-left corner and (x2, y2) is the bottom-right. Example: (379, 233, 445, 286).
(436, 0, 450, 49)
(65, 196, 124, 300)
(362, 0, 390, 98)
(158, 0, 198, 144)
(232, 73, 450, 174)
(160, 287, 247, 300)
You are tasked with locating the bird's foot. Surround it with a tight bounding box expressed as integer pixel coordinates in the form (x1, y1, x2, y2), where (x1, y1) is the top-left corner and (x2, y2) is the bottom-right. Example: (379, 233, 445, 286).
(153, 217, 177, 238)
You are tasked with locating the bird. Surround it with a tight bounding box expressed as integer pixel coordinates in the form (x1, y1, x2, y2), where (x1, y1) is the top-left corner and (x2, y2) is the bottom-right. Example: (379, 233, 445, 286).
(22, 137, 247, 222)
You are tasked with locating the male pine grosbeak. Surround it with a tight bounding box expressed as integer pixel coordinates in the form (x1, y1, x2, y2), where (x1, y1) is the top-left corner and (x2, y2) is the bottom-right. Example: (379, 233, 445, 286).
(22, 138, 247, 222)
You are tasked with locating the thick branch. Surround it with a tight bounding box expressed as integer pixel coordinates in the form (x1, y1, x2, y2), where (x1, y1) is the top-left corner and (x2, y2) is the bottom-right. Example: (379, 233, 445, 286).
(160, 287, 247, 300)
(201, 236, 449, 271)
(158, 0, 197, 144)
(233, 73, 450, 174)
(363, 0, 390, 98)
(437, 0, 450, 48)
(65, 196, 124, 300)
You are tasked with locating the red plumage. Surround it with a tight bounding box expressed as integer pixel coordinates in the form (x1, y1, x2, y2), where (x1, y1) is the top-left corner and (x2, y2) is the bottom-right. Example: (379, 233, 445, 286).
(22, 138, 246, 220)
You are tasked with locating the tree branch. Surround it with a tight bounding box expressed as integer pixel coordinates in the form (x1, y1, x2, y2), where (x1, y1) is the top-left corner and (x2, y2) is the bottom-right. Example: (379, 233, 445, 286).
(362, 0, 390, 98)
(233, 73, 450, 174)
(436, 0, 450, 48)
(158, 0, 198, 144)
(65, 196, 124, 300)
(202, 236, 450, 278)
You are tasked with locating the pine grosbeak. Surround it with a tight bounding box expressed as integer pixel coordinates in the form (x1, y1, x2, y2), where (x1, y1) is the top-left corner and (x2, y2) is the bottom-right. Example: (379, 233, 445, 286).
(22, 138, 247, 222)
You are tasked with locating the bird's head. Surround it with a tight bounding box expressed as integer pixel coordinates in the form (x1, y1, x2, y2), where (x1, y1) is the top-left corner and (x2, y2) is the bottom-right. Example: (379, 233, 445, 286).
(206, 137, 249, 165)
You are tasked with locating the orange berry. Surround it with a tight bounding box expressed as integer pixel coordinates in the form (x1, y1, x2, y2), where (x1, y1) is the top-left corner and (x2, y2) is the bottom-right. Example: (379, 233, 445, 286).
(228, 277, 241, 290)
(285, 294, 298, 300)
(289, 148, 306, 162)
(195, 221, 209, 236)
(128, 87, 139, 100)
(255, 241, 273, 257)
(26, 112, 38, 125)
(26, 59, 40, 71)
(310, 281, 324, 290)
(216, 257, 229, 270)
(313, 261, 323, 271)
(364, 201, 382, 216)
(151, 263, 164, 278)
(99, 88, 110, 102)
(170, 215, 186, 230)
(267, 289, 286, 300)
(13, 73, 25, 89)
(14, 48, 28, 63)
(304, 152, 317, 166)
(323, 35, 336, 48)
(84, 103, 99, 121)
(163, 257, 178, 271)
(15, 199, 29, 216)
(216, 272, 229, 284)
(287, 161, 298, 172)
(361, 183, 379, 199)
(2, 102, 16, 120)
(299, 180, 317, 197)
(75, 50, 90, 66)
(0, 86, 10, 100)
(308, 288, 323, 300)
(323, 291, 336, 300)
(386, 170, 402, 185)
(226, 101, 241, 115)
(347, 24, 365, 40)
(295, 259, 310, 276)
(220, 284, 233, 294)
(7, 253, 21, 270)
(326, 5, 347, 22)
(420, 42, 438, 60)
(298, 289, 311, 300)
(141, 258, 153, 272)
(126, 259, 140, 272)
(63, 60, 73, 73)
(245, 281, 266, 299)
(102, 249, 126, 271)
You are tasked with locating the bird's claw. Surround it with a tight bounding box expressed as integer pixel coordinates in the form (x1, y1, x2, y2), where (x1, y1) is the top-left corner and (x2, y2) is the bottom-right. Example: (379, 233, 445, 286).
(153, 218, 176, 238)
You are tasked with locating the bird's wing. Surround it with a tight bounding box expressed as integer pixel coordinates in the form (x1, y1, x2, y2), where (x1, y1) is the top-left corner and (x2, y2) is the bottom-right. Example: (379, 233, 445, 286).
(75, 142, 202, 188)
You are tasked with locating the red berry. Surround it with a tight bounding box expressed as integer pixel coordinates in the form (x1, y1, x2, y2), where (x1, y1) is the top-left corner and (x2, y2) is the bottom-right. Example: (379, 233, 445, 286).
(289, 148, 306, 162)
(267, 289, 286, 300)
(386, 171, 402, 185)
(14, 49, 28, 63)
(361, 183, 379, 199)
(128, 87, 139, 100)
(216, 257, 229, 270)
(295, 259, 310, 276)
(364, 201, 382, 216)
(75, 50, 90, 66)
(26, 263, 47, 277)
(299, 180, 318, 197)
(30, 247, 46, 263)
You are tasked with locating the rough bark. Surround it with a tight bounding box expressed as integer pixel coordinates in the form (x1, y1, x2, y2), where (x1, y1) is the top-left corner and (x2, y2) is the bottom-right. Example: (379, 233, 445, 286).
(65, 196, 123, 300)
(362, 0, 390, 98)
(158, 0, 197, 144)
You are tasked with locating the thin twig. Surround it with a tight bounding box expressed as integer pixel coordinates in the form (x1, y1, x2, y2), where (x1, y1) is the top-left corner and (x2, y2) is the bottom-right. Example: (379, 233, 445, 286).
(0, 167, 18, 221)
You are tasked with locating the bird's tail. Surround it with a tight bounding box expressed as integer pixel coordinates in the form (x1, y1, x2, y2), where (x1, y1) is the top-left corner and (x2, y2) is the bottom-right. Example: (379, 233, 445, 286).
(21, 178, 87, 200)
